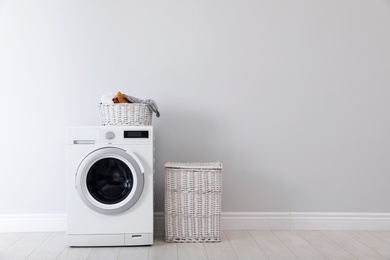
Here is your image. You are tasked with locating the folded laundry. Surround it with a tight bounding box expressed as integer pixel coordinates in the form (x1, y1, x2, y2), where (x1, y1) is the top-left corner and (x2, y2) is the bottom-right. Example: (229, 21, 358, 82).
(123, 94, 160, 118)
(112, 91, 129, 103)
(100, 91, 160, 117)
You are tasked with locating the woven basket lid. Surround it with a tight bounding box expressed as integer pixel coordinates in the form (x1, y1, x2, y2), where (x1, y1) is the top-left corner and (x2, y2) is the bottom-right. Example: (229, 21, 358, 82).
(164, 162, 222, 170)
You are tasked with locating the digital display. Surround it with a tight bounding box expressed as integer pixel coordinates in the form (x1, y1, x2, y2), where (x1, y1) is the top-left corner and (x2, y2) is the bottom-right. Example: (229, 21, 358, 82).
(124, 131, 149, 138)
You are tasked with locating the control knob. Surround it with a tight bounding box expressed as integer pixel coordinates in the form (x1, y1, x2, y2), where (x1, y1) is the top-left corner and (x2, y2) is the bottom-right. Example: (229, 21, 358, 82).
(105, 131, 115, 140)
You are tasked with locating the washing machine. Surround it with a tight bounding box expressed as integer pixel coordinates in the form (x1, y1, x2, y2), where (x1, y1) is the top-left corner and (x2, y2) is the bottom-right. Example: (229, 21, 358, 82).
(66, 126, 154, 246)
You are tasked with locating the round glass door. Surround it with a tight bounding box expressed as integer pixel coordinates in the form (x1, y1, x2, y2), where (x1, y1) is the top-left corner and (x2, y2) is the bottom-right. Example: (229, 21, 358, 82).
(87, 158, 133, 204)
(76, 147, 144, 214)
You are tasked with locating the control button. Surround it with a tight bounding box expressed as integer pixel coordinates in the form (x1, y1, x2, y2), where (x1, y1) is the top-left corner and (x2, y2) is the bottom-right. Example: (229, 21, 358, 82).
(105, 131, 115, 140)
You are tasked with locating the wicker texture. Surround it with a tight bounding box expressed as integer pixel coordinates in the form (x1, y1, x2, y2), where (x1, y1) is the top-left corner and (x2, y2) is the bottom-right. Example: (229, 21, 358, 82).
(165, 162, 222, 243)
(99, 104, 152, 126)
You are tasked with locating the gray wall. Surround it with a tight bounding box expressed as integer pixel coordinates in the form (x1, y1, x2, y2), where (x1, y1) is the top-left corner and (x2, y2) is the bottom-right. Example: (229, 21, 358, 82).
(0, 0, 389, 214)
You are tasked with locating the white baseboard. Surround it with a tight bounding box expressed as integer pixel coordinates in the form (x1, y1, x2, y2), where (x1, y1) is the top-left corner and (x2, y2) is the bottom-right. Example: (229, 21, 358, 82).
(289, 212, 390, 230)
(2, 212, 390, 232)
(221, 212, 291, 230)
(156, 212, 390, 231)
(0, 214, 66, 232)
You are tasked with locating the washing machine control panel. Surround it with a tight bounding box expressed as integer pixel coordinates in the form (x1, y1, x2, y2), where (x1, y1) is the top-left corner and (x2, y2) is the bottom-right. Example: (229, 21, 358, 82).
(105, 130, 149, 140)
(86, 127, 153, 145)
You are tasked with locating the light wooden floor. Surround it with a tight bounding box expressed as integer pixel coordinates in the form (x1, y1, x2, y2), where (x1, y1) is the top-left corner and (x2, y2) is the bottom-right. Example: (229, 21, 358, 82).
(2, 230, 390, 259)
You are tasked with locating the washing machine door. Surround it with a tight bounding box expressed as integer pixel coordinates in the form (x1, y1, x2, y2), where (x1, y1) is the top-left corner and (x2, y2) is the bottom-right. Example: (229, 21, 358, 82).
(75, 147, 144, 214)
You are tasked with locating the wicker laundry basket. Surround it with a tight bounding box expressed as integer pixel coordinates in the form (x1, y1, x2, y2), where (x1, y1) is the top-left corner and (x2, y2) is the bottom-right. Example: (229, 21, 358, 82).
(164, 162, 223, 243)
(99, 103, 152, 126)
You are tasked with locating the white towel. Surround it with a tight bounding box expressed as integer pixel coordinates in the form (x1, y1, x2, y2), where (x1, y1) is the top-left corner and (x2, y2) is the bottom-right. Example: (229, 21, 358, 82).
(100, 92, 115, 104)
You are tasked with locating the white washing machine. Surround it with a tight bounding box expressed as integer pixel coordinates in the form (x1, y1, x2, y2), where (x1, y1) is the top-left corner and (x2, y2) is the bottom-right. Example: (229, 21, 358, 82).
(66, 126, 154, 246)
